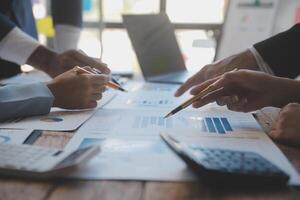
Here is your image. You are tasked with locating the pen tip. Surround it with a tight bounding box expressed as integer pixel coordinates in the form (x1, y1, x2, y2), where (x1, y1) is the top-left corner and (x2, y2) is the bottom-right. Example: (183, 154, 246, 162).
(164, 113, 172, 119)
(118, 87, 128, 92)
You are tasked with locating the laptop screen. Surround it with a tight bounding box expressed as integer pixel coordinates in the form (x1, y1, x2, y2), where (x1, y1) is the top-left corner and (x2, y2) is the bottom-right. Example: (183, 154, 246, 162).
(123, 14, 186, 78)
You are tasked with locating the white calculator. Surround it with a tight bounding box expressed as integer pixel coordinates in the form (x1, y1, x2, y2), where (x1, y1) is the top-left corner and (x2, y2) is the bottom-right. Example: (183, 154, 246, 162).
(0, 143, 99, 179)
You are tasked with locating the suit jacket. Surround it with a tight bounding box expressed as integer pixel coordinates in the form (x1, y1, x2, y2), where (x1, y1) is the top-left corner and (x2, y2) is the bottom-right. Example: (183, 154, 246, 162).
(254, 24, 300, 79)
(0, 0, 82, 79)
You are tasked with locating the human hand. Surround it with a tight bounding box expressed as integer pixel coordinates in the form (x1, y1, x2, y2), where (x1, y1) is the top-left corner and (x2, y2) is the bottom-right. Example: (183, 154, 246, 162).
(188, 70, 297, 112)
(47, 66, 109, 109)
(269, 103, 300, 146)
(27, 46, 110, 78)
(175, 50, 258, 97)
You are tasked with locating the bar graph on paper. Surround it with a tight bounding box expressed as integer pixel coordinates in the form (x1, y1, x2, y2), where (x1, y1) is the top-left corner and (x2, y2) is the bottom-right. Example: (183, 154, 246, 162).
(132, 116, 234, 134)
(126, 99, 174, 107)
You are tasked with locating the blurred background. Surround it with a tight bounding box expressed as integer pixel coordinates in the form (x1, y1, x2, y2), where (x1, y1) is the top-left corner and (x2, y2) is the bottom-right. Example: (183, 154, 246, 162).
(32, 0, 225, 75)
(31, 0, 300, 75)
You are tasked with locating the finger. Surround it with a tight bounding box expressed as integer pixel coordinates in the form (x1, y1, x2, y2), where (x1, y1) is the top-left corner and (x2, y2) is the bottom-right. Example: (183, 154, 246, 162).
(88, 74, 110, 85)
(233, 97, 248, 112)
(92, 93, 103, 101)
(175, 71, 205, 97)
(216, 96, 233, 106)
(268, 130, 280, 140)
(75, 51, 111, 74)
(193, 86, 232, 108)
(93, 85, 106, 93)
(189, 76, 220, 95)
(87, 101, 98, 108)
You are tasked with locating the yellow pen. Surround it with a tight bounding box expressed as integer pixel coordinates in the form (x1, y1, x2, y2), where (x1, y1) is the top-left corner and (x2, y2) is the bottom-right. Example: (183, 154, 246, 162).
(164, 68, 238, 118)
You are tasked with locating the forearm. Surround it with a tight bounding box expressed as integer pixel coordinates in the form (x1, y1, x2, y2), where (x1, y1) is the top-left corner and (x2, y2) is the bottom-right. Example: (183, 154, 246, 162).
(26, 45, 58, 75)
(0, 83, 54, 121)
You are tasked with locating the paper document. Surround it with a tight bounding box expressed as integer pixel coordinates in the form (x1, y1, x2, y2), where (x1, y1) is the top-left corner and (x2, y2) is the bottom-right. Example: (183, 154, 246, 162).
(66, 136, 194, 181)
(64, 81, 300, 185)
(76, 107, 263, 138)
(106, 81, 193, 110)
(66, 130, 300, 185)
(0, 90, 117, 131)
(0, 129, 33, 144)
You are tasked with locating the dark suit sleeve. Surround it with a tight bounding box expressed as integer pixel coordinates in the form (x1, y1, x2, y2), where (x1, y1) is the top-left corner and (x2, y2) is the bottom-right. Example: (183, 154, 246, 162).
(51, 0, 82, 28)
(254, 24, 300, 79)
(0, 12, 16, 40)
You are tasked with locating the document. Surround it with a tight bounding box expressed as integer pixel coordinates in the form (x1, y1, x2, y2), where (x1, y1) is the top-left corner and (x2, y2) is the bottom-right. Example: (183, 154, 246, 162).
(66, 134, 195, 181)
(106, 81, 193, 110)
(65, 130, 300, 185)
(75, 106, 263, 138)
(0, 129, 33, 144)
(64, 81, 300, 185)
(0, 90, 117, 131)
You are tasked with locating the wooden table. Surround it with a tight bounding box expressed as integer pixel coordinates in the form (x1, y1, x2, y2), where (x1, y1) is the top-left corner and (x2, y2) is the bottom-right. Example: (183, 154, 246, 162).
(1, 131, 300, 200)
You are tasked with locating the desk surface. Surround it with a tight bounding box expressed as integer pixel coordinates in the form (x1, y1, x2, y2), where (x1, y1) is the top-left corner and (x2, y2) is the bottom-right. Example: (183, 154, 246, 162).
(0, 131, 300, 200)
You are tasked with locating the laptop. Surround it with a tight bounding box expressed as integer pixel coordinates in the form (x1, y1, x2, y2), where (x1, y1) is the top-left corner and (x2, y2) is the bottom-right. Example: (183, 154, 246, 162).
(123, 14, 190, 84)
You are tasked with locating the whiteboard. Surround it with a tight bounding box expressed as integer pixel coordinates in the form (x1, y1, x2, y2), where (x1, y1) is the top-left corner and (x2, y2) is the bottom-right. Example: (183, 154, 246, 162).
(216, 0, 279, 60)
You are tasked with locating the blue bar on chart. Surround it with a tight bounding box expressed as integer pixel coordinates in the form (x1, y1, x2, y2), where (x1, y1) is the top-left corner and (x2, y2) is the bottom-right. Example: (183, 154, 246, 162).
(205, 117, 216, 133)
(213, 118, 225, 134)
(200, 119, 207, 132)
(221, 117, 233, 131)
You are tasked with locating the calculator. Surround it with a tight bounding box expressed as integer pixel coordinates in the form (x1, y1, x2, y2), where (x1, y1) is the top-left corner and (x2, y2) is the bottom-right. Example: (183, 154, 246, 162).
(160, 133, 290, 186)
(0, 143, 99, 179)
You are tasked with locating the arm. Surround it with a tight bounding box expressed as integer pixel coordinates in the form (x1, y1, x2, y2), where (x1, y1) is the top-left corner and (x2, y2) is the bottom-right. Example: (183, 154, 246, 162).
(51, 0, 82, 52)
(0, 67, 110, 121)
(189, 70, 300, 112)
(0, 83, 54, 121)
(254, 24, 300, 79)
(0, 13, 40, 66)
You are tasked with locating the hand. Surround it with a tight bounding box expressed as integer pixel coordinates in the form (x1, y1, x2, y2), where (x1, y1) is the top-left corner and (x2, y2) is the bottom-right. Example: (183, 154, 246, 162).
(175, 50, 258, 97)
(269, 103, 300, 146)
(47, 66, 109, 109)
(27, 46, 110, 78)
(188, 70, 299, 112)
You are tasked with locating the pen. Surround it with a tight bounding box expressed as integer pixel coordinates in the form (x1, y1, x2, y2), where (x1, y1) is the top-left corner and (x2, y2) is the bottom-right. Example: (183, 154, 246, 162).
(74, 66, 128, 92)
(90, 67, 121, 86)
(164, 68, 238, 118)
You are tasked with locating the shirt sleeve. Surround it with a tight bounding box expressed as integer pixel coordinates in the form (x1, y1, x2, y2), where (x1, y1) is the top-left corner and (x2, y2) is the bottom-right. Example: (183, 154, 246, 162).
(249, 47, 274, 75)
(0, 82, 54, 122)
(0, 27, 40, 65)
(53, 25, 81, 53)
(51, 0, 82, 52)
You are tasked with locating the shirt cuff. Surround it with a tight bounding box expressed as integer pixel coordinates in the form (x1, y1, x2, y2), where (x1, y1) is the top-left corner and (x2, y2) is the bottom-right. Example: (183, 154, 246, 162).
(53, 25, 81, 53)
(0, 27, 40, 65)
(249, 46, 274, 75)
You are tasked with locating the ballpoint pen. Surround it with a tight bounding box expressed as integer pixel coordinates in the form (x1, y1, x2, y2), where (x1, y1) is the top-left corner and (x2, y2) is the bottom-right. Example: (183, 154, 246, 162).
(74, 66, 128, 92)
(164, 68, 238, 118)
(90, 67, 121, 86)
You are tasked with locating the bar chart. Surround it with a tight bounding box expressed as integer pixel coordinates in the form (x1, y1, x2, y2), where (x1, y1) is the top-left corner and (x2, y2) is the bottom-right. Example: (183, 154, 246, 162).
(131, 115, 234, 134)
